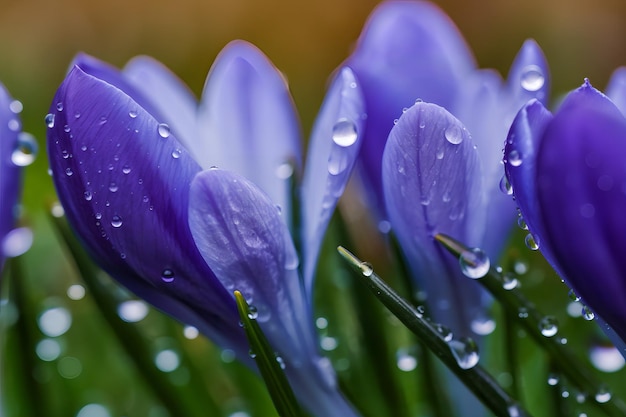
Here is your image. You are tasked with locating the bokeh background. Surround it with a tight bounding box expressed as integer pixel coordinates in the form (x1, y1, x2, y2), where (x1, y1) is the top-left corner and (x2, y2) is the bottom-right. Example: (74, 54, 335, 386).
(2, 0, 626, 416)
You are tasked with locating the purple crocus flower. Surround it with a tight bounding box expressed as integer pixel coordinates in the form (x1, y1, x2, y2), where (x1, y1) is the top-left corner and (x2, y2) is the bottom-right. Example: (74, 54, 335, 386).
(0, 84, 26, 273)
(47, 41, 364, 416)
(346, 0, 550, 336)
(504, 77, 626, 356)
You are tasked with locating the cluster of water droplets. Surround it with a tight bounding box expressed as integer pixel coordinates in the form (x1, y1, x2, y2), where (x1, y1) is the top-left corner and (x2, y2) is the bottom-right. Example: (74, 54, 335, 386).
(8, 100, 38, 167)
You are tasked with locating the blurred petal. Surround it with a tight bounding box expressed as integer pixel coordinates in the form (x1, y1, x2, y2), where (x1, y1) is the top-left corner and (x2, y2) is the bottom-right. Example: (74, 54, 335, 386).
(301, 67, 365, 296)
(606, 67, 626, 116)
(47, 66, 242, 350)
(536, 82, 626, 338)
(504, 99, 553, 242)
(506, 39, 550, 105)
(196, 41, 302, 216)
(122, 56, 198, 152)
(348, 0, 476, 215)
(0, 83, 21, 270)
(382, 102, 485, 335)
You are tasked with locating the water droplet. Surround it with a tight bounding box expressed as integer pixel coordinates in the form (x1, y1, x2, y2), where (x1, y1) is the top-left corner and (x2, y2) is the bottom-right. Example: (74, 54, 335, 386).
(8, 119, 20, 131)
(582, 305, 595, 320)
(524, 233, 539, 250)
(56, 102, 64, 111)
(161, 269, 175, 283)
(419, 121, 426, 129)
(9, 100, 23, 114)
(117, 300, 149, 322)
(434, 323, 453, 341)
(122, 165, 131, 174)
(129, 110, 138, 118)
(448, 337, 479, 369)
(109, 182, 118, 193)
(276, 355, 286, 369)
(520, 65, 545, 92)
(538, 316, 559, 337)
(155, 349, 180, 372)
(471, 316, 496, 335)
(506, 403, 526, 417)
(595, 386, 612, 403)
(499, 174, 513, 195)
(502, 273, 519, 290)
(65, 167, 73, 176)
(157, 123, 170, 138)
(45, 113, 55, 128)
(111, 215, 123, 228)
(332, 119, 358, 147)
(590, 345, 626, 372)
(248, 349, 257, 359)
(275, 162, 293, 179)
(11, 132, 38, 166)
(83, 191, 93, 201)
(172, 148, 182, 159)
(508, 149, 522, 166)
(436, 149, 444, 159)
(568, 289, 580, 302)
(518, 307, 529, 319)
(359, 261, 373, 277)
(444, 125, 463, 145)
(547, 373, 559, 386)
(321, 336, 338, 351)
(247, 305, 259, 320)
(517, 216, 528, 230)
(396, 349, 418, 372)
(74, 111, 81, 119)
(38, 307, 72, 337)
(459, 248, 490, 279)
(64, 124, 71, 133)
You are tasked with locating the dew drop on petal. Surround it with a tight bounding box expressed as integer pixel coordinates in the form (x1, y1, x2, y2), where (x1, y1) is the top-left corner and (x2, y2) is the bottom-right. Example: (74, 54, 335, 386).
(83, 191, 93, 201)
(507, 149, 522, 166)
(582, 305, 595, 321)
(524, 233, 539, 250)
(56, 102, 64, 111)
(109, 182, 118, 193)
(161, 269, 175, 283)
(11, 132, 38, 166)
(45, 113, 55, 128)
(538, 316, 559, 337)
(172, 148, 182, 159)
(459, 248, 490, 279)
(520, 65, 545, 92)
(111, 215, 123, 228)
(332, 119, 358, 147)
(444, 125, 463, 145)
(499, 174, 513, 195)
(65, 168, 73, 177)
(448, 337, 479, 369)
(9, 100, 23, 114)
(122, 165, 131, 174)
(129, 110, 138, 118)
(157, 123, 171, 138)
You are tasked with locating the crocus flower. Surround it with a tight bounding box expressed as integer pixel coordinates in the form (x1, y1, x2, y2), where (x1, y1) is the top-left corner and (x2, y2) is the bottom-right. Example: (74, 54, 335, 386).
(504, 77, 626, 356)
(345, 0, 550, 336)
(0, 84, 26, 274)
(47, 41, 364, 416)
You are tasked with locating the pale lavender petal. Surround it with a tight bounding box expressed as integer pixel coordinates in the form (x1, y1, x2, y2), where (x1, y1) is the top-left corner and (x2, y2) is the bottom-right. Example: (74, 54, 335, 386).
(196, 41, 302, 217)
(383, 102, 486, 336)
(348, 0, 476, 215)
(606, 67, 626, 116)
(123, 56, 198, 153)
(301, 67, 365, 296)
(47, 66, 244, 352)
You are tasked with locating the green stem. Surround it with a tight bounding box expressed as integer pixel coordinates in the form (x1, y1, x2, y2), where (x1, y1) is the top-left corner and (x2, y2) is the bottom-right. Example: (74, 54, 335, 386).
(234, 291, 304, 417)
(435, 233, 626, 417)
(504, 312, 522, 400)
(337, 246, 530, 417)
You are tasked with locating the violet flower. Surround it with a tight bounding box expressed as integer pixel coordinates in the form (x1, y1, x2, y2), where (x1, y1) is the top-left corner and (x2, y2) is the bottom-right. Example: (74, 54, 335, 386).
(47, 41, 364, 416)
(504, 77, 626, 356)
(0, 84, 27, 273)
(346, 0, 550, 336)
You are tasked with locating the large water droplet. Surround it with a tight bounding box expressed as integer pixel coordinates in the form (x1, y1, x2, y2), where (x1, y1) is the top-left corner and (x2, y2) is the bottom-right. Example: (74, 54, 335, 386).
(582, 305, 595, 321)
(595, 386, 612, 403)
(459, 248, 490, 279)
(9, 100, 23, 114)
(507, 149, 523, 166)
(157, 123, 171, 138)
(83, 190, 93, 201)
(161, 269, 175, 283)
(524, 233, 539, 250)
(117, 300, 149, 322)
(538, 316, 559, 337)
(11, 132, 38, 166)
(590, 345, 625, 372)
(448, 337, 480, 369)
(45, 113, 55, 128)
(2, 227, 33, 258)
(332, 119, 358, 147)
(38, 307, 72, 337)
(520, 65, 545, 92)
(444, 125, 463, 145)
(111, 215, 123, 228)
(499, 174, 513, 195)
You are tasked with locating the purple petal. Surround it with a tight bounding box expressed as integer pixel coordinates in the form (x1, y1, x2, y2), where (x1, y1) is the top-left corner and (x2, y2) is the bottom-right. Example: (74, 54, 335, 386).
(382, 102, 486, 335)
(505, 39, 550, 105)
(536, 82, 626, 339)
(606, 67, 626, 116)
(47, 66, 244, 351)
(0, 83, 22, 270)
(348, 0, 476, 215)
(301, 67, 365, 296)
(122, 56, 198, 153)
(196, 41, 302, 217)
(504, 99, 553, 243)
